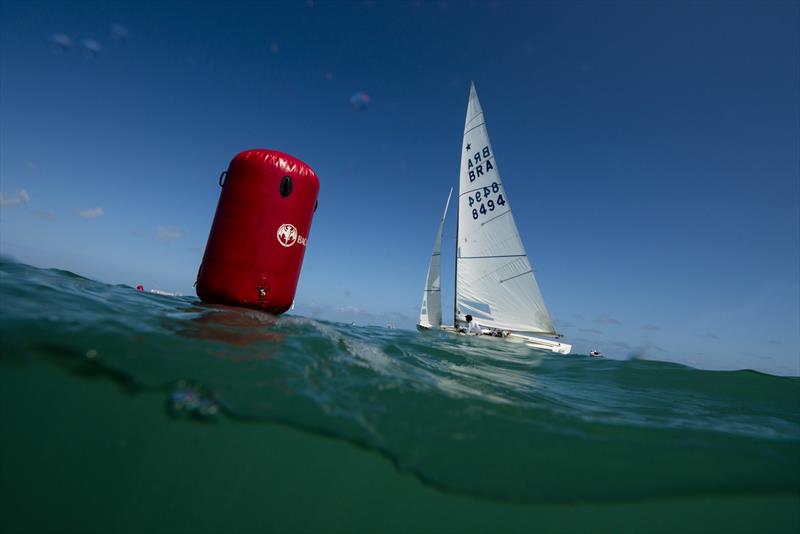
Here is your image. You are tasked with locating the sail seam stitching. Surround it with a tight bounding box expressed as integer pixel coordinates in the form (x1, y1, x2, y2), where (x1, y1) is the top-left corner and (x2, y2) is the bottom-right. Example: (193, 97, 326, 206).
(464, 111, 484, 127)
(480, 210, 510, 226)
(499, 270, 533, 284)
(459, 254, 526, 259)
(463, 119, 486, 136)
(458, 172, 499, 197)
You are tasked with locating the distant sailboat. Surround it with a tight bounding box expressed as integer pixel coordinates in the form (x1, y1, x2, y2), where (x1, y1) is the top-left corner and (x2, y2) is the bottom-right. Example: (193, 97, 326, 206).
(417, 82, 571, 354)
(418, 188, 452, 330)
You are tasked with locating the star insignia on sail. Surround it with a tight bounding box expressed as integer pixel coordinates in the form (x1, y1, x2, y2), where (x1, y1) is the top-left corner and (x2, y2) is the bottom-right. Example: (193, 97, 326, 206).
(465, 143, 471, 151)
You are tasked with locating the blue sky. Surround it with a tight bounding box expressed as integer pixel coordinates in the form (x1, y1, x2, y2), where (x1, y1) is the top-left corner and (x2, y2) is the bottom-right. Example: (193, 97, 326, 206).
(1, 1, 798, 375)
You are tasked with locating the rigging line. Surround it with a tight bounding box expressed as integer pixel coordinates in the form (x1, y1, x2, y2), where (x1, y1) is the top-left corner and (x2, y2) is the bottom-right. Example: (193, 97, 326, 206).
(500, 270, 533, 284)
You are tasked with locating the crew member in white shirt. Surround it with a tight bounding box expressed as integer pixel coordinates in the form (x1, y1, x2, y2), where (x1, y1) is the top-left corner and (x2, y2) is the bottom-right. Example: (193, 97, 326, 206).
(464, 314, 482, 335)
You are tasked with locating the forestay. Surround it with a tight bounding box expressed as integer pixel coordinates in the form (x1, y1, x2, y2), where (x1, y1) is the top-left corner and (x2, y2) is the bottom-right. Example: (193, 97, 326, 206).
(455, 83, 556, 335)
(419, 188, 452, 328)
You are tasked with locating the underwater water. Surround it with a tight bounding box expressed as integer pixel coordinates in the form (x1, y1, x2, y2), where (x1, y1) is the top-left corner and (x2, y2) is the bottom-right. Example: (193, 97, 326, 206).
(1, 258, 798, 533)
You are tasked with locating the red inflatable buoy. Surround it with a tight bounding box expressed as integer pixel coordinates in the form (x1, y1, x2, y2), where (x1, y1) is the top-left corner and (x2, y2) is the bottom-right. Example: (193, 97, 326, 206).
(196, 149, 319, 314)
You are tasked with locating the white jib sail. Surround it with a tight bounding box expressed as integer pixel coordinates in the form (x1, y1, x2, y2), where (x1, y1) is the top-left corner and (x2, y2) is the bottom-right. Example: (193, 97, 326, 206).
(455, 82, 556, 335)
(419, 188, 453, 328)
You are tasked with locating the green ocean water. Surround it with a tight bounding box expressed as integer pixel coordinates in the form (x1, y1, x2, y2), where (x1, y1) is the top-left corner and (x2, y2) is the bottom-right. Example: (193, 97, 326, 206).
(1, 257, 799, 533)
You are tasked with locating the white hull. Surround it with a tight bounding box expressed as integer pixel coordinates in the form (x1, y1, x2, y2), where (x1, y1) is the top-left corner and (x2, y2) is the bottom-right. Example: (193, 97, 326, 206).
(438, 326, 571, 355)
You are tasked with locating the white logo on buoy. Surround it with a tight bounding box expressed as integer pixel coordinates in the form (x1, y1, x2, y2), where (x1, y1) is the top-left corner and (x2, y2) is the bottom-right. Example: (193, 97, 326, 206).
(277, 224, 298, 247)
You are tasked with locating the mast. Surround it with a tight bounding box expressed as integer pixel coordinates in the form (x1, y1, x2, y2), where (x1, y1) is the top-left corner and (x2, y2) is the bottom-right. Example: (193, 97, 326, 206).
(453, 184, 459, 328)
(452, 82, 474, 328)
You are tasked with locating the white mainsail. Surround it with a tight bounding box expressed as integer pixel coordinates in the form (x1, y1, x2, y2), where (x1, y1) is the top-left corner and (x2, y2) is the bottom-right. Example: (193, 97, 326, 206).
(419, 188, 453, 328)
(455, 82, 557, 335)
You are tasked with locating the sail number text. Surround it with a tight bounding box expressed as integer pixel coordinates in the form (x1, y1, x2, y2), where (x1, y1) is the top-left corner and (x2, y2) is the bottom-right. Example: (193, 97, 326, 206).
(467, 146, 494, 182)
(467, 182, 506, 220)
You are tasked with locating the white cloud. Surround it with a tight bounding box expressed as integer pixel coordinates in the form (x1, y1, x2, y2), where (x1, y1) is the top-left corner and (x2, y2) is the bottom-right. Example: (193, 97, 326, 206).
(0, 189, 31, 208)
(156, 226, 182, 241)
(78, 207, 104, 219)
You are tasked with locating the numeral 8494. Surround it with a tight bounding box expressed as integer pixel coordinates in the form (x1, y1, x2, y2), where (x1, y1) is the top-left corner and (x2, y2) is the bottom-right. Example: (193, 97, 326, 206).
(468, 182, 506, 219)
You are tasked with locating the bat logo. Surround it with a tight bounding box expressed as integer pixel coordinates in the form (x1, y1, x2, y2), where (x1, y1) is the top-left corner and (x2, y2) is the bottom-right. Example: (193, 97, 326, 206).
(276, 223, 298, 247)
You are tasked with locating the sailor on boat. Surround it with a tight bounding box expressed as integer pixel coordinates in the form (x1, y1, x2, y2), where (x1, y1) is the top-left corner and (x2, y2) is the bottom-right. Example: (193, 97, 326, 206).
(459, 314, 483, 335)
(488, 328, 510, 338)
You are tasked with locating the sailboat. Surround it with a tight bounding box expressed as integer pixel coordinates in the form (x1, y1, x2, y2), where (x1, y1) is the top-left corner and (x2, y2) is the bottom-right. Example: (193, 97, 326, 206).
(418, 188, 452, 329)
(417, 82, 571, 355)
